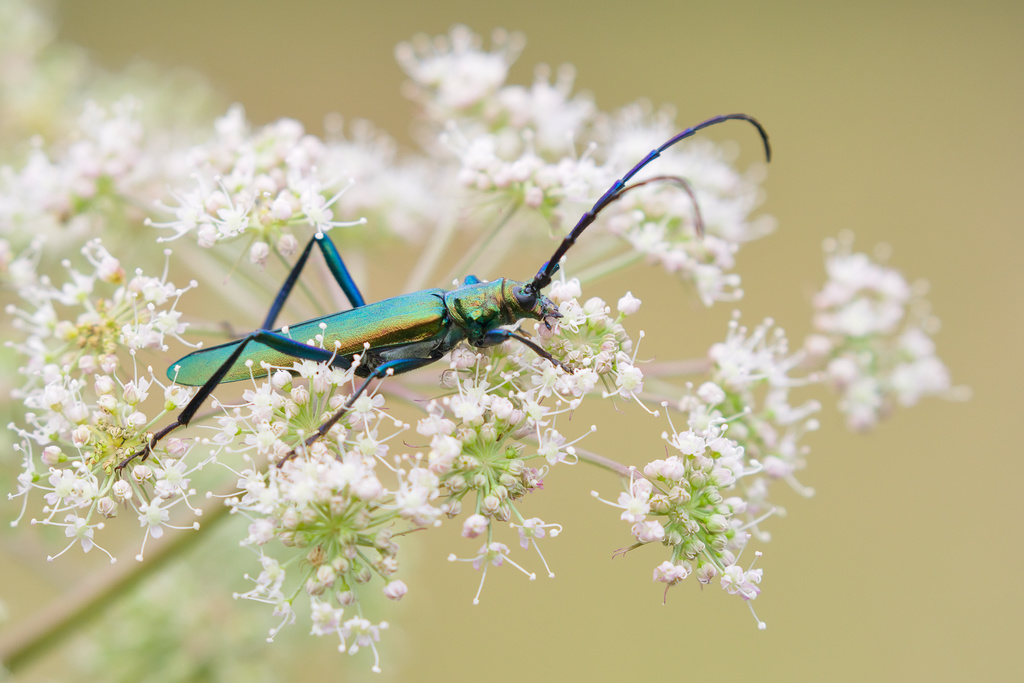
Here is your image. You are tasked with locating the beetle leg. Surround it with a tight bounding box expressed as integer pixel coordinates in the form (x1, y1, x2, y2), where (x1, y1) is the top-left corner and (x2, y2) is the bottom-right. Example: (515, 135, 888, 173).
(117, 330, 353, 473)
(478, 329, 572, 373)
(279, 356, 437, 466)
(263, 233, 367, 329)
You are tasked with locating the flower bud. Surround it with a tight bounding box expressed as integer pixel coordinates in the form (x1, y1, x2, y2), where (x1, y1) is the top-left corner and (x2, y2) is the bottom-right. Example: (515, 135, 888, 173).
(94, 375, 115, 395)
(164, 437, 190, 459)
(131, 465, 153, 483)
(696, 381, 726, 405)
(383, 580, 408, 601)
(42, 445, 63, 466)
(249, 241, 270, 266)
(97, 496, 118, 518)
(706, 514, 729, 534)
(277, 233, 298, 257)
(617, 291, 641, 315)
(462, 514, 489, 538)
(495, 503, 512, 522)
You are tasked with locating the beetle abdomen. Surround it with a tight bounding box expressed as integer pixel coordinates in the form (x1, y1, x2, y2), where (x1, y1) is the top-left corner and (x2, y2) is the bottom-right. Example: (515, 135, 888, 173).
(170, 290, 449, 385)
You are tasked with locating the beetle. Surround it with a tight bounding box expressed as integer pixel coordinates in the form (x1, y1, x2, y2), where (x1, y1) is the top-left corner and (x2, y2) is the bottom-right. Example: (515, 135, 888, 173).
(117, 113, 770, 470)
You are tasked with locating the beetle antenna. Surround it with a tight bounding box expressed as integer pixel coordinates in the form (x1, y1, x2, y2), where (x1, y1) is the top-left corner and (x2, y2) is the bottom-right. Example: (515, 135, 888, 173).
(616, 175, 706, 238)
(527, 113, 770, 293)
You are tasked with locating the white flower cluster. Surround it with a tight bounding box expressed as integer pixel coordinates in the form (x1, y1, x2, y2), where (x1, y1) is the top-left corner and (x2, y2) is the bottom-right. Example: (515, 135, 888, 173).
(152, 106, 446, 259)
(205, 329, 609, 659)
(706, 315, 821, 504)
(593, 316, 816, 627)
(6, 239, 201, 561)
(805, 235, 954, 431)
(0, 11, 962, 673)
(0, 98, 151, 249)
(397, 26, 771, 303)
(205, 288, 646, 641)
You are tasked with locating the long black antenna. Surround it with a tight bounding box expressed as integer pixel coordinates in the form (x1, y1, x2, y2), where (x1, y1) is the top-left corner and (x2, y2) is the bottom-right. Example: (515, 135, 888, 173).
(526, 113, 771, 293)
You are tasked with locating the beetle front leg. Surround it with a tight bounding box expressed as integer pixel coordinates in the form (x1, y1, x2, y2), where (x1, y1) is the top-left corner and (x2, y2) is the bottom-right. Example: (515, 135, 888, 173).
(478, 329, 572, 373)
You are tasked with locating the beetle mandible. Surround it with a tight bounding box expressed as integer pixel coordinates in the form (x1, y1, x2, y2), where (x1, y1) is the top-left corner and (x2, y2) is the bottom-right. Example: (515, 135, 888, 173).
(117, 113, 770, 471)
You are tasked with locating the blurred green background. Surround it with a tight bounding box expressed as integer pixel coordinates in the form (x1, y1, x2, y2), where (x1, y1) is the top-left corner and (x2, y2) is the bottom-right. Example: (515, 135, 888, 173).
(3, 0, 1021, 680)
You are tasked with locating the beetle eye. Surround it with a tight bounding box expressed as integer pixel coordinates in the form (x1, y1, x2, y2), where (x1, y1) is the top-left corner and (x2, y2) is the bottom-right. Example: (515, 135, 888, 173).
(513, 286, 537, 309)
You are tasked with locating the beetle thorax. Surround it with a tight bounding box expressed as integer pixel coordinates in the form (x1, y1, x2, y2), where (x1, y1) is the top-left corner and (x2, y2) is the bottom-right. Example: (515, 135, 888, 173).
(443, 278, 558, 342)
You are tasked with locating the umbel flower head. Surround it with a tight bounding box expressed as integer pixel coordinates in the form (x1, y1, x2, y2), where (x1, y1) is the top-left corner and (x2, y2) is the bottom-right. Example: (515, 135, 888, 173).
(1, 11, 960, 673)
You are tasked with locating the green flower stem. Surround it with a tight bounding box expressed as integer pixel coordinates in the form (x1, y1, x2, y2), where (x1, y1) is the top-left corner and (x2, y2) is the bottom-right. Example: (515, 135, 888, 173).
(571, 250, 644, 285)
(573, 445, 631, 477)
(0, 482, 236, 674)
(641, 358, 713, 378)
(441, 203, 520, 285)
(403, 207, 459, 293)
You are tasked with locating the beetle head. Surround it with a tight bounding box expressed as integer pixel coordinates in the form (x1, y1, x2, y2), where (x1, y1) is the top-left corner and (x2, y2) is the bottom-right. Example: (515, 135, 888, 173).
(508, 280, 561, 327)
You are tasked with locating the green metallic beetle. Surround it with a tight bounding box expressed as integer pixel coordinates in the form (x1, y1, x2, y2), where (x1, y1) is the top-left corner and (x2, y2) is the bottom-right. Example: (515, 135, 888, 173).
(118, 114, 770, 470)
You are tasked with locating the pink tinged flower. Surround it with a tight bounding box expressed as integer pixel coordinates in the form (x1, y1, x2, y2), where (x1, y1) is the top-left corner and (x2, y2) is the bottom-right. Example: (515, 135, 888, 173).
(516, 517, 560, 549)
(417, 410, 456, 437)
(45, 468, 77, 506)
(154, 460, 190, 498)
(138, 499, 169, 538)
(427, 434, 461, 472)
(383, 580, 408, 601)
(488, 395, 516, 421)
(462, 514, 489, 538)
(707, 435, 742, 460)
(309, 597, 343, 636)
(249, 241, 270, 266)
(271, 197, 294, 221)
(631, 519, 666, 543)
(696, 381, 726, 405)
(556, 299, 587, 332)
(720, 564, 763, 601)
(339, 617, 387, 671)
(616, 486, 651, 523)
(537, 428, 568, 465)
(94, 375, 115, 395)
(452, 395, 485, 423)
(111, 479, 132, 502)
(63, 514, 95, 552)
(644, 456, 686, 482)
(697, 564, 717, 585)
(616, 291, 642, 315)
(125, 411, 148, 429)
(247, 518, 276, 545)
(891, 357, 951, 406)
(614, 361, 644, 393)
(351, 392, 385, 417)
(762, 455, 793, 479)
(41, 446, 63, 467)
(255, 555, 287, 591)
(472, 542, 516, 572)
(97, 496, 117, 518)
(653, 560, 692, 585)
(669, 429, 705, 456)
(350, 471, 384, 501)
(164, 437, 190, 459)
